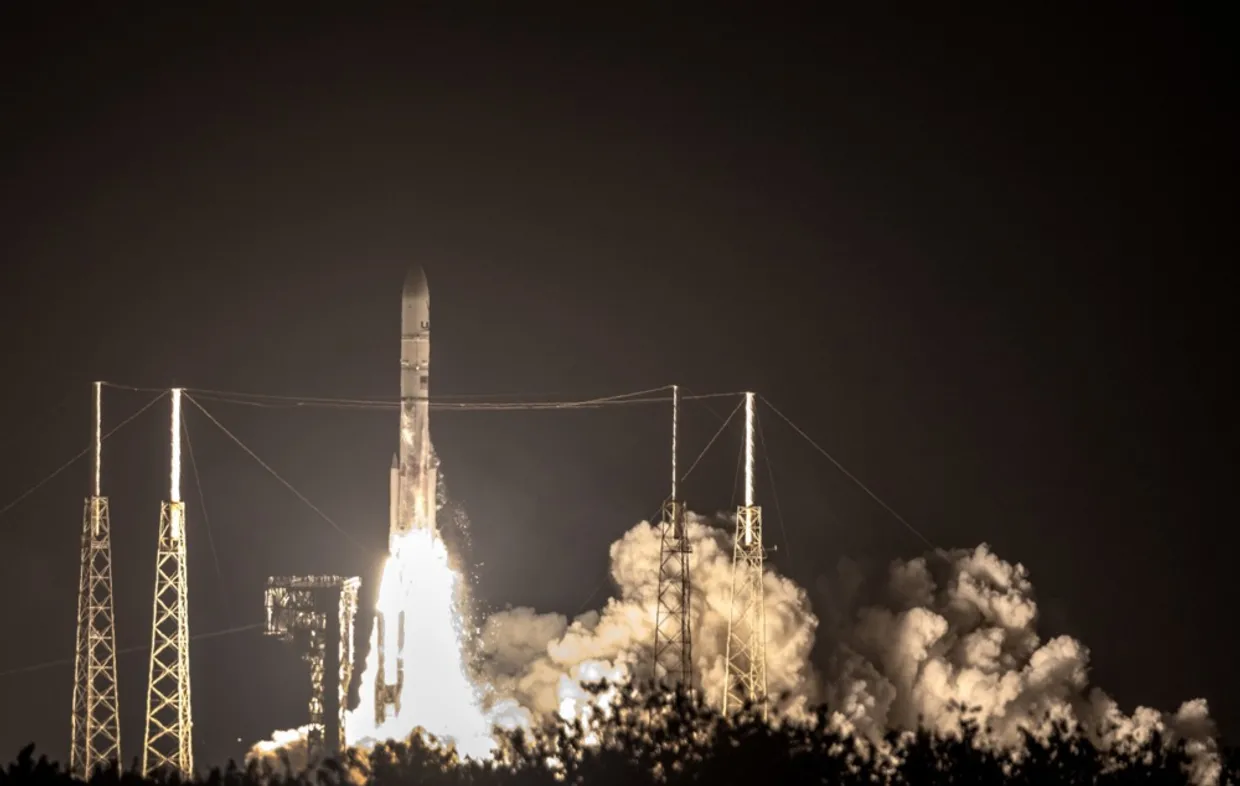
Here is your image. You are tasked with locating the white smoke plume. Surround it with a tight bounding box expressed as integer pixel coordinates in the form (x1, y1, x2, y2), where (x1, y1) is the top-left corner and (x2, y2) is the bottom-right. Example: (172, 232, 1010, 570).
(474, 511, 819, 725)
(247, 725, 316, 777)
(476, 516, 1221, 784)
(820, 543, 1219, 784)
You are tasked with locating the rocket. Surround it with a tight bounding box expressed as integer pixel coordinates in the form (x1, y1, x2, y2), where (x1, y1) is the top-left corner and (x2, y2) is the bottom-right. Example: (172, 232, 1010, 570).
(375, 265, 438, 725)
(391, 265, 438, 544)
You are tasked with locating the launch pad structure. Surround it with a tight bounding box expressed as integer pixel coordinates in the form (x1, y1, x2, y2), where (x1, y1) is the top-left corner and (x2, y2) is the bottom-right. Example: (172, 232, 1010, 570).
(264, 575, 361, 759)
(70, 382, 122, 778)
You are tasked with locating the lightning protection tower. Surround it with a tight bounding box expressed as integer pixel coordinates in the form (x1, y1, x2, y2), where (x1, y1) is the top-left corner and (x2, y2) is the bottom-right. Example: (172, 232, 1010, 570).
(70, 381, 122, 778)
(653, 385, 693, 687)
(721, 392, 767, 716)
(143, 388, 194, 777)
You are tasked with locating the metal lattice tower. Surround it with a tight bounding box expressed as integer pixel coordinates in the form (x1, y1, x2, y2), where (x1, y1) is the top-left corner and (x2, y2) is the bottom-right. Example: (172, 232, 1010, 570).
(143, 388, 194, 777)
(70, 382, 121, 778)
(653, 385, 693, 687)
(722, 392, 767, 716)
(264, 576, 361, 760)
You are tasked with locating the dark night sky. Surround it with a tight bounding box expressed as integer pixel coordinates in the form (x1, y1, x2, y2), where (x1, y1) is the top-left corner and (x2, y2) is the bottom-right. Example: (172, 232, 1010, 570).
(0, 6, 1232, 768)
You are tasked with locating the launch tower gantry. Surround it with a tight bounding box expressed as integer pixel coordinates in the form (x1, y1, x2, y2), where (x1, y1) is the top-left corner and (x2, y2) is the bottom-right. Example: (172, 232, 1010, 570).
(264, 575, 361, 760)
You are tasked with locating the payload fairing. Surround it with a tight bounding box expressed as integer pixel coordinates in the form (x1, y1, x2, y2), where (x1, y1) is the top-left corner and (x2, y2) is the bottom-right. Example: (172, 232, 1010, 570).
(375, 266, 439, 724)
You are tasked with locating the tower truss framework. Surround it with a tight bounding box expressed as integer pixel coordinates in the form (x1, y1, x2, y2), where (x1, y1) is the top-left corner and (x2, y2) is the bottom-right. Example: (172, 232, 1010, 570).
(653, 385, 693, 686)
(722, 392, 767, 715)
(143, 390, 193, 777)
(70, 497, 121, 776)
(143, 501, 192, 776)
(71, 381, 121, 778)
(653, 499, 692, 685)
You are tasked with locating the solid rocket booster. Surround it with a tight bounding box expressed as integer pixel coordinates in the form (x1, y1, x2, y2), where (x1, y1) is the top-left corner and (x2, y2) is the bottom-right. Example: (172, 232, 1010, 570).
(376, 266, 437, 725)
(392, 265, 438, 544)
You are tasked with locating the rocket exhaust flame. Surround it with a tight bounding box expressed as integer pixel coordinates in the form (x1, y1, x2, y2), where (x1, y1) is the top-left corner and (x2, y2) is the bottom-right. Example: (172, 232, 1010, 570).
(346, 527, 497, 759)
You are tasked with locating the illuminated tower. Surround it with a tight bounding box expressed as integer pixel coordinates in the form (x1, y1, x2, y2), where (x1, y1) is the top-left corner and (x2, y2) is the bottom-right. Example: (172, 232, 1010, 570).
(722, 392, 766, 715)
(653, 385, 693, 686)
(70, 381, 121, 777)
(143, 388, 194, 776)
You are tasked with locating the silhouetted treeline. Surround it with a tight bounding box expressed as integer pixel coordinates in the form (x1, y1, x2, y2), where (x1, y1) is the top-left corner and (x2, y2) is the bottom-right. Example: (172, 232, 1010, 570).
(6, 687, 1238, 785)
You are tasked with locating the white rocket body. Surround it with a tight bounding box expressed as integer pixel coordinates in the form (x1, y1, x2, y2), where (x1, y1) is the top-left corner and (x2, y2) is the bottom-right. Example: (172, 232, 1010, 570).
(375, 266, 436, 725)
(391, 265, 437, 546)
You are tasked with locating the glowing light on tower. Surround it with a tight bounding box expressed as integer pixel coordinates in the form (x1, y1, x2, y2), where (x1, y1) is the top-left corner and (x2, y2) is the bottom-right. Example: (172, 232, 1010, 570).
(93, 381, 102, 498)
(743, 391, 755, 541)
(170, 388, 181, 503)
(672, 384, 679, 501)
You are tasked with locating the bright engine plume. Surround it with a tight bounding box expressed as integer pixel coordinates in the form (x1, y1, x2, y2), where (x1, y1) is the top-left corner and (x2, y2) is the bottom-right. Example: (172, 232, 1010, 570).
(345, 526, 498, 758)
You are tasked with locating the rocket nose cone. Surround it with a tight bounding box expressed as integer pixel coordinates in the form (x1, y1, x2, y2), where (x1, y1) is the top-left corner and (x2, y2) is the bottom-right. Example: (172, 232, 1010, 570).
(403, 266, 428, 298)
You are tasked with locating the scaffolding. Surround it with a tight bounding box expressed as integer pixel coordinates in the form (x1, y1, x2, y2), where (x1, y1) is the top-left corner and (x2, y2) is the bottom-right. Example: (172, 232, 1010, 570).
(264, 575, 361, 759)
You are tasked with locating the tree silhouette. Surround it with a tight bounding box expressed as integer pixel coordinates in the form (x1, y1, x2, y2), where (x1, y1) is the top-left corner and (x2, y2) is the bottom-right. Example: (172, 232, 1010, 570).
(3, 686, 1230, 786)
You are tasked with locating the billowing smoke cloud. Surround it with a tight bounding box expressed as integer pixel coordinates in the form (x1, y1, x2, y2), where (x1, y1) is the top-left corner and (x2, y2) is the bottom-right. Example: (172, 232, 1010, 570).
(474, 514, 1221, 784)
(474, 512, 820, 725)
(819, 543, 1220, 783)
